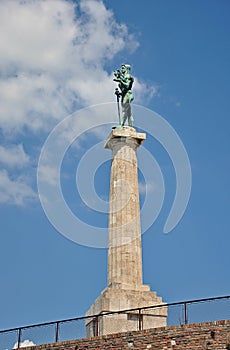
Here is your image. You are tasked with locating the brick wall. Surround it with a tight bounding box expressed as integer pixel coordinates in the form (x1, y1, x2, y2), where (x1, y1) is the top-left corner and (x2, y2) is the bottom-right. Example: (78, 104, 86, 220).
(25, 320, 230, 350)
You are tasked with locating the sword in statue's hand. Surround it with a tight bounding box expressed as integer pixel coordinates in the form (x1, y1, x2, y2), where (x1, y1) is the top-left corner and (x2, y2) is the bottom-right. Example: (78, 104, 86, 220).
(115, 88, 121, 125)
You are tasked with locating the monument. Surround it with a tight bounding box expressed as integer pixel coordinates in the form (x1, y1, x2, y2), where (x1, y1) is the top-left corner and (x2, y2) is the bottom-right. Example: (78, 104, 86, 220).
(85, 65, 167, 336)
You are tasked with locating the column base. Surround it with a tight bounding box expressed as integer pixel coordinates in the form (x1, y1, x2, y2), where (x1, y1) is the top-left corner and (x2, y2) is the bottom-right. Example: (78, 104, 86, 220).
(85, 285, 167, 337)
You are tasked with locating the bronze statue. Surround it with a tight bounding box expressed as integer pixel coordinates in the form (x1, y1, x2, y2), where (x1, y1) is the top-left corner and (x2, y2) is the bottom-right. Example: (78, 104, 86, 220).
(113, 64, 134, 127)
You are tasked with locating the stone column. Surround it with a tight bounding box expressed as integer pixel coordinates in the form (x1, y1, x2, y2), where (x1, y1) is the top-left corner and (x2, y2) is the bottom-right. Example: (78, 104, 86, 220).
(105, 127, 145, 289)
(85, 127, 167, 336)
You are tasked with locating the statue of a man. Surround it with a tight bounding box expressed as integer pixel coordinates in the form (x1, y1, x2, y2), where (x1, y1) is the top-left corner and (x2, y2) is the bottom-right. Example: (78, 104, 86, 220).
(113, 64, 134, 127)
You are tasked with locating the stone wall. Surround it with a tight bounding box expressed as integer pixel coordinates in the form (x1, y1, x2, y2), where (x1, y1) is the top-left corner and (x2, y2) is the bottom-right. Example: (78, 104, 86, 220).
(24, 320, 230, 350)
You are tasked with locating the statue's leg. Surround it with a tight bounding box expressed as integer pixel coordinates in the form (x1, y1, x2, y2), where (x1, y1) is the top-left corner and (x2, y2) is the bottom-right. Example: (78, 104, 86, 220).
(121, 104, 127, 126)
(123, 92, 133, 127)
(125, 101, 133, 127)
(128, 114, 134, 127)
(122, 94, 131, 126)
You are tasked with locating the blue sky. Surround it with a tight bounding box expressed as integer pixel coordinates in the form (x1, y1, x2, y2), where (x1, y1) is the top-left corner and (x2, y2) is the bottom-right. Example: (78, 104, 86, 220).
(0, 0, 229, 333)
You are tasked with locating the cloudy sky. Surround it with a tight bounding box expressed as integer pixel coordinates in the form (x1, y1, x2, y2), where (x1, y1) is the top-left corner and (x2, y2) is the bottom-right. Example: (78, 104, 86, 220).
(0, 0, 229, 346)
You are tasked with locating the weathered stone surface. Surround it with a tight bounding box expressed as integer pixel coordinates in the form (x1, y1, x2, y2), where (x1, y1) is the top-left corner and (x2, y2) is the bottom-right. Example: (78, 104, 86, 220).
(86, 127, 167, 336)
(105, 127, 146, 289)
(85, 287, 167, 336)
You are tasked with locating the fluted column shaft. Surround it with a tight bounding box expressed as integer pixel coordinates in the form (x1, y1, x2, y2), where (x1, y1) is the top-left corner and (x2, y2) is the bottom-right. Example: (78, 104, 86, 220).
(104, 128, 146, 289)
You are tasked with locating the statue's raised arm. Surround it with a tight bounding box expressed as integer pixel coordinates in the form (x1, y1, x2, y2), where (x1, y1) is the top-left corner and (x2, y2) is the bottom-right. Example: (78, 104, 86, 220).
(113, 64, 134, 127)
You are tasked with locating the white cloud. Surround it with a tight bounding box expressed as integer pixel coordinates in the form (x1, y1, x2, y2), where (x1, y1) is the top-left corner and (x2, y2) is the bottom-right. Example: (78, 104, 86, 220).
(13, 339, 35, 349)
(134, 78, 158, 104)
(0, 0, 140, 133)
(38, 164, 59, 187)
(0, 170, 36, 205)
(0, 144, 29, 168)
(0, 0, 156, 206)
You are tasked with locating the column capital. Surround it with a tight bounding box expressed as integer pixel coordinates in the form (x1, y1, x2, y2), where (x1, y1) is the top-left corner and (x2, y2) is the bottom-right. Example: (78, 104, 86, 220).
(104, 126, 146, 150)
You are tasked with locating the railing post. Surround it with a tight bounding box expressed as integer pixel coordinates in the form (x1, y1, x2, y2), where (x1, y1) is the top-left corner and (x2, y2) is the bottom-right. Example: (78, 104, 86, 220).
(138, 309, 143, 331)
(17, 328, 22, 349)
(95, 315, 99, 336)
(184, 302, 188, 324)
(55, 322, 59, 343)
(92, 316, 99, 337)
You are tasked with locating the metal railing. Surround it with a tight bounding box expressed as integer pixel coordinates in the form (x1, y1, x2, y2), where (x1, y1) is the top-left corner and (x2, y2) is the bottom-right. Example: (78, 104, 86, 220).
(0, 295, 229, 349)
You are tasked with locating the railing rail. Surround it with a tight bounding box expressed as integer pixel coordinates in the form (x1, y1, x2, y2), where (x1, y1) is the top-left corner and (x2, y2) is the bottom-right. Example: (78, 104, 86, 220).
(1, 295, 229, 349)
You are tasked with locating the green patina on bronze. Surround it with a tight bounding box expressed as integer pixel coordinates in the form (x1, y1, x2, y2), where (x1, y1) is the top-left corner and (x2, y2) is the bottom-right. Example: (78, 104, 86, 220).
(113, 64, 134, 127)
